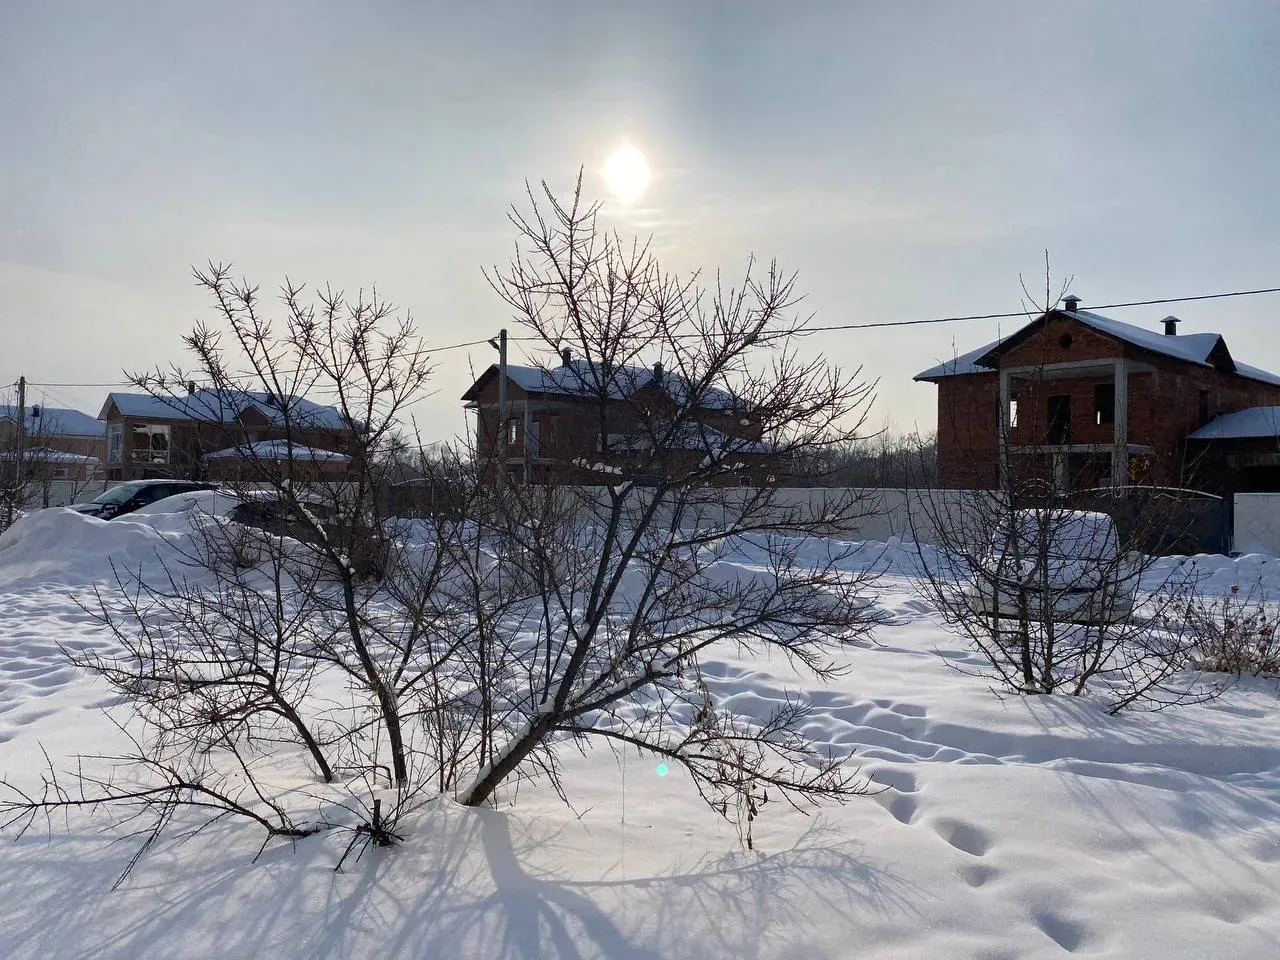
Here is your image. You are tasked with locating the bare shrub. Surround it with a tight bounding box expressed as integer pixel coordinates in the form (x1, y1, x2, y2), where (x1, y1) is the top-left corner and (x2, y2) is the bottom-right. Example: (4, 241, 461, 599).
(1184, 580, 1280, 677)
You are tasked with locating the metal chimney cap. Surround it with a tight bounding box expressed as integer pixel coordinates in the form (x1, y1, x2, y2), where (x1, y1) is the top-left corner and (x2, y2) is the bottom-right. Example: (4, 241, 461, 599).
(1161, 315, 1180, 336)
(1061, 294, 1082, 311)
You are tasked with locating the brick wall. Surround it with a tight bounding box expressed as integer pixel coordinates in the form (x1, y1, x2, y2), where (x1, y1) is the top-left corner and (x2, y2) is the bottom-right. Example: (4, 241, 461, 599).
(935, 374, 999, 489)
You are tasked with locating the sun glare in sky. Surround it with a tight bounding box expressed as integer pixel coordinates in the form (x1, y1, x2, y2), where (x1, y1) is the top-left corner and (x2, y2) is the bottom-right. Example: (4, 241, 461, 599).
(602, 143, 651, 204)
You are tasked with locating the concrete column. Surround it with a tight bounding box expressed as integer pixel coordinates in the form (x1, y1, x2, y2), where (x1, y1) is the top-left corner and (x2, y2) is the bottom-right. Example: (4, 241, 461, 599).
(998, 368, 1011, 488)
(1112, 358, 1129, 489)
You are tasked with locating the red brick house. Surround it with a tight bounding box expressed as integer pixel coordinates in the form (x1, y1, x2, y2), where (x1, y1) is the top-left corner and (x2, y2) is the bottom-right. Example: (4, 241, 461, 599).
(461, 351, 775, 486)
(98, 388, 359, 483)
(915, 297, 1280, 494)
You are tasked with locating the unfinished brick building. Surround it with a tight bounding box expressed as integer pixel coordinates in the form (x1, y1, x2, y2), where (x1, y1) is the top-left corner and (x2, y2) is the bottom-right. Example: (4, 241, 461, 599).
(462, 350, 773, 486)
(916, 297, 1280, 495)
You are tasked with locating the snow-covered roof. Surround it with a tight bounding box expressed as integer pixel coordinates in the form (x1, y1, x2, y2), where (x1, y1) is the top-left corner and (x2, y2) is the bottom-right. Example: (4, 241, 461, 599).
(608, 421, 774, 455)
(914, 339, 1005, 381)
(0, 405, 105, 438)
(202, 440, 353, 462)
(0, 446, 100, 464)
(915, 309, 1280, 387)
(1187, 406, 1280, 441)
(464, 360, 736, 409)
(100, 389, 351, 430)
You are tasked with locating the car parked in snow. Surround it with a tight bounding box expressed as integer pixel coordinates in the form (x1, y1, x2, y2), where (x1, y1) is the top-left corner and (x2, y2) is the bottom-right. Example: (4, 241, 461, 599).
(67, 480, 220, 520)
(224, 492, 338, 546)
(965, 509, 1138, 625)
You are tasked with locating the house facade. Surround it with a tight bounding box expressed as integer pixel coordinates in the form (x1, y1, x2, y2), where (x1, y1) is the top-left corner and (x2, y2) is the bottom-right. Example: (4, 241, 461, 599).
(461, 351, 775, 486)
(98, 387, 359, 483)
(916, 298, 1280, 494)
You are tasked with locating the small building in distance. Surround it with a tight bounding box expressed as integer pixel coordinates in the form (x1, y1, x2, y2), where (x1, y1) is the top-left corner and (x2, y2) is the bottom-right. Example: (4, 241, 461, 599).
(461, 350, 775, 486)
(0, 403, 106, 476)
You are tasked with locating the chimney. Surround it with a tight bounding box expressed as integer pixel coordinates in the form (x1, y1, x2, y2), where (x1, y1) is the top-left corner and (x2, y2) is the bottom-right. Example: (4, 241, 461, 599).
(560, 347, 572, 367)
(652, 360, 664, 384)
(186, 381, 196, 395)
(1061, 294, 1081, 313)
(30, 404, 40, 418)
(1161, 315, 1180, 337)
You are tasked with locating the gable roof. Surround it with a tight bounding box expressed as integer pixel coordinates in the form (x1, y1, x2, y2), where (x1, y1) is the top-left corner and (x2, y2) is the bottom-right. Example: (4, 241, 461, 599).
(462, 360, 736, 409)
(99, 389, 351, 430)
(1187, 406, 1280, 441)
(914, 309, 1280, 387)
(0, 404, 105, 438)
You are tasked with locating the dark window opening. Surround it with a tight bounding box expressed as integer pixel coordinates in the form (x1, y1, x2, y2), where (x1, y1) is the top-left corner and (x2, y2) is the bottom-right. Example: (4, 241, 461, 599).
(1198, 390, 1211, 427)
(1094, 383, 1115, 426)
(1047, 395, 1071, 444)
(1058, 333, 1073, 349)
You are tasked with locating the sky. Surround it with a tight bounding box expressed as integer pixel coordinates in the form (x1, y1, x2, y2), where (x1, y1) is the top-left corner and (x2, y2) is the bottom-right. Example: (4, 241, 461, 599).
(3, 0, 1280, 441)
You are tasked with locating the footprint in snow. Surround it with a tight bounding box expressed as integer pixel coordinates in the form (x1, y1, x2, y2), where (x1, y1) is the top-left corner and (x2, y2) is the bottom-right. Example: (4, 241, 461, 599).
(930, 817, 991, 857)
(1032, 911, 1088, 953)
(958, 863, 999, 888)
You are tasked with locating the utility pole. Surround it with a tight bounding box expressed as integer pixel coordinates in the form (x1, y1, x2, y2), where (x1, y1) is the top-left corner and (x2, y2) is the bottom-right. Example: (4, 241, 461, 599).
(15, 375, 26, 509)
(493, 328, 508, 492)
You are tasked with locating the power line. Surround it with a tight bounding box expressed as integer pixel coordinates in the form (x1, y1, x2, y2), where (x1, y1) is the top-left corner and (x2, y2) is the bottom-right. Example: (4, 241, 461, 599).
(776, 284, 1280, 336)
(14, 282, 1280, 388)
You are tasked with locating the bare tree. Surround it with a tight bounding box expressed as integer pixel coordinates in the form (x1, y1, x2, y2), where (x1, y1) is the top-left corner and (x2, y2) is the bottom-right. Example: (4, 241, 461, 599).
(445, 174, 884, 829)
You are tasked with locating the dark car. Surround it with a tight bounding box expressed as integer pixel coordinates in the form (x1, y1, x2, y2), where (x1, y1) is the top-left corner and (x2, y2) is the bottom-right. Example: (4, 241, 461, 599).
(225, 494, 337, 545)
(67, 480, 220, 520)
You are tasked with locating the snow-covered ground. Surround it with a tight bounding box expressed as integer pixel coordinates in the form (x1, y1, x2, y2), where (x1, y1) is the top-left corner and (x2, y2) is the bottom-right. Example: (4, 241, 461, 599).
(2, 508, 1279, 958)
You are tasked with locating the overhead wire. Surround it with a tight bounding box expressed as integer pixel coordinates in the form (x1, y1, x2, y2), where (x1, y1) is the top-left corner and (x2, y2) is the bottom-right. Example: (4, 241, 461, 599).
(13, 283, 1280, 388)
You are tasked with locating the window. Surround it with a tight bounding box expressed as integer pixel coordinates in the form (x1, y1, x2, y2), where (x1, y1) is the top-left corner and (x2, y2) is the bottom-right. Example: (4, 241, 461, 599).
(1094, 383, 1115, 426)
(507, 420, 518, 445)
(1047, 395, 1071, 444)
(130, 423, 171, 464)
(1198, 390, 1211, 427)
(1009, 398, 1019, 429)
(108, 424, 123, 464)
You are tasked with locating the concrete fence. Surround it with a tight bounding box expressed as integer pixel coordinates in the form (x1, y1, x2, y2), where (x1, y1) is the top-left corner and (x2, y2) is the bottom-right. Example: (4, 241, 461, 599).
(562, 486, 1280, 557)
(15, 478, 108, 510)
(1233, 494, 1280, 556)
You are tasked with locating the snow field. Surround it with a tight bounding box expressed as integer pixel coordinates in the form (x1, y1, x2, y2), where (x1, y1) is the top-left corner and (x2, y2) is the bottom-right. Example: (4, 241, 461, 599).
(0, 508, 1279, 958)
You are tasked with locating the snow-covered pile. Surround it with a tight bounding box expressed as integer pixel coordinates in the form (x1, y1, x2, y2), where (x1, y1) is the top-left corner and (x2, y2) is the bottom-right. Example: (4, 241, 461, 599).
(2, 509, 1280, 958)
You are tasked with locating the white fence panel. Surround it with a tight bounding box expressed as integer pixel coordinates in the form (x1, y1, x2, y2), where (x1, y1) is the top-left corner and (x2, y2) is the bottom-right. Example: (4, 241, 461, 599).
(1234, 493, 1280, 556)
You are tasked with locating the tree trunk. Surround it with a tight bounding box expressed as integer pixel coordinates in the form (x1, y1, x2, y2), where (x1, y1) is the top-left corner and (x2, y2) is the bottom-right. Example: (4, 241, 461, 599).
(459, 716, 553, 807)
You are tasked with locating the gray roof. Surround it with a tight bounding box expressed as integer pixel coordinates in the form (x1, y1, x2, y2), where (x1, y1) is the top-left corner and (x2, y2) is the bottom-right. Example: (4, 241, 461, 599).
(1188, 406, 1280, 441)
(0, 404, 105, 438)
(100, 389, 350, 430)
(915, 309, 1280, 387)
(467, 360, 736, 409)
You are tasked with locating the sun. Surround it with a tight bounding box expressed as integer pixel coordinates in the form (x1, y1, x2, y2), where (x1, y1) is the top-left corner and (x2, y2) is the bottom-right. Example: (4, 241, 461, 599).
(602, 143, 651, 205)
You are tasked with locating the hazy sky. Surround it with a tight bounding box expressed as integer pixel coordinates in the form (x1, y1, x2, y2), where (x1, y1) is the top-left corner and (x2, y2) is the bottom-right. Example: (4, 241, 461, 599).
(4, 1, 1280, 439)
